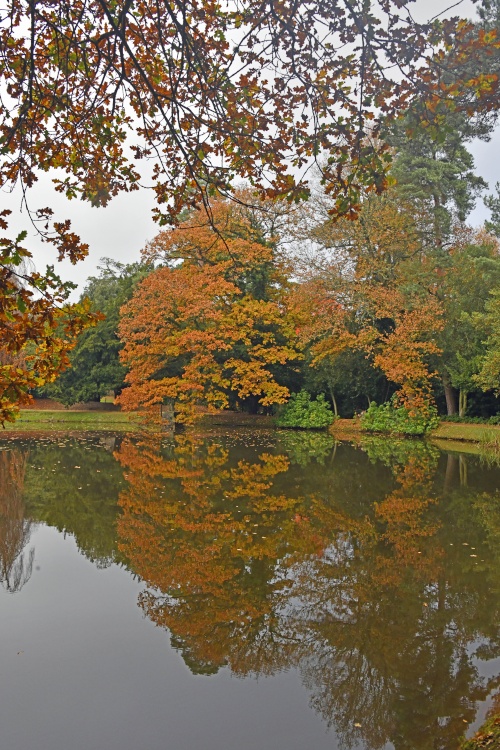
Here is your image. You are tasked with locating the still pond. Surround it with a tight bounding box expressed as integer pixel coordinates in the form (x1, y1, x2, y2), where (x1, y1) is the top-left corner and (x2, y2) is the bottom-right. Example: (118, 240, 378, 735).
(0, 427, 499, 750)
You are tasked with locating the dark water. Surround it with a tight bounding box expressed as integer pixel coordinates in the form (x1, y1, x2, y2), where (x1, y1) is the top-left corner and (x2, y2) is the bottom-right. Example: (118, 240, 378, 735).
(1, 428, 499, 750)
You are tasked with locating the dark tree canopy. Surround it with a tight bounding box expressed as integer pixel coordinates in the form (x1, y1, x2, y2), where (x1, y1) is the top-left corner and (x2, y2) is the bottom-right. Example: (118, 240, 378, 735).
(42, 259, 150, 405)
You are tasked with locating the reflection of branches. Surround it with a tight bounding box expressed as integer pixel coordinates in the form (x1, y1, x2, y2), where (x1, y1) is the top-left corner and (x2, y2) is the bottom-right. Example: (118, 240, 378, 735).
(282, 537, 500, 750)
(0, 451, 35, 593)
(115, 434, 500, 750)
(115, 432, 309, 673)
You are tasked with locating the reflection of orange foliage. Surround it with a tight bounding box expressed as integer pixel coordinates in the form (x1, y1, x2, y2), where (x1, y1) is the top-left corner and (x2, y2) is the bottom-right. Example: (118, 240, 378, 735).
(0, 450, 35, 592)
(374, 455, 443, 586)
(115, 432, 343, 670)
(115, 433, 447, 677)
(111, 432, 500, 750)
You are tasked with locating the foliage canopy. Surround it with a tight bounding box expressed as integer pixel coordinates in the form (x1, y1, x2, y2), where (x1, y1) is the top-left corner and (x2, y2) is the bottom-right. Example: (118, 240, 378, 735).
(118, 198, 301, 420)
(42, 259, 149, 405)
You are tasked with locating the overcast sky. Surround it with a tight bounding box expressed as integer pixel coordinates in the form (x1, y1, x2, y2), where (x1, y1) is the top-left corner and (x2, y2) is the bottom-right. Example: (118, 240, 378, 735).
(1, 0, 497, 300)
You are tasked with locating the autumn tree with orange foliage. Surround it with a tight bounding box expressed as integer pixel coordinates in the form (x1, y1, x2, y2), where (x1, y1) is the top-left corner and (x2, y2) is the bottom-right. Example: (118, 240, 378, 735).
(119, 198, 301, 420)
(0, 214, 98, 424)
(292, 191, 444, 414)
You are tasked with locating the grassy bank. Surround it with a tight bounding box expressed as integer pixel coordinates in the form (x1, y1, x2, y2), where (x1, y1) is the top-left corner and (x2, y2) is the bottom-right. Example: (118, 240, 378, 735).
(330, 418, 500, 445)
(3, 410, 138, 432)
(431, 422, 500, 444)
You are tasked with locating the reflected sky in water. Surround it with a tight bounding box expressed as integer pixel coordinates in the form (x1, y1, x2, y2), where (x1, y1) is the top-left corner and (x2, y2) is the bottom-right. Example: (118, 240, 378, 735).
(0, 428, 499, 750)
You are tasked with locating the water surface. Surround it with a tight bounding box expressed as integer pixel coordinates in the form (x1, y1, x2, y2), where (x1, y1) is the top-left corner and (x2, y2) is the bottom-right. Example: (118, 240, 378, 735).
(1, 429, 499, 750)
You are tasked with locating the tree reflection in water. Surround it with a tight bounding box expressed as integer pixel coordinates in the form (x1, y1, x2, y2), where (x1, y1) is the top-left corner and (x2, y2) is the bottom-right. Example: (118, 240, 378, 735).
(114, 432, 500, 750)
(0, 450, 35, 593)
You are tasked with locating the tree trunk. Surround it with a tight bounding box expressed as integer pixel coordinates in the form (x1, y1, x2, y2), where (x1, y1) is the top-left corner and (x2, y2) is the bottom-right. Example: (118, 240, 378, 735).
(444, 453, 458, 492)
(459, 389, 467, 418)
(245, 395, 260, 414)
(459, 455, 468, 487)
(328, 385, 338, 417)
(442, 373, 458, 415)
(329, 441, 338, 465)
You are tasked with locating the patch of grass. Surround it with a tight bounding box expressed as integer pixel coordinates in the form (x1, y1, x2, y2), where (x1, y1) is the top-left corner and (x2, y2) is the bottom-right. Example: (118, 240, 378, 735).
(479, 429, 500, 450)
(476, 430, 500, 467)
(460, 713, 500, 749)
(430, 422, 500, 443)
(4, 410, 137, 432)
(430, 438, 483, 456)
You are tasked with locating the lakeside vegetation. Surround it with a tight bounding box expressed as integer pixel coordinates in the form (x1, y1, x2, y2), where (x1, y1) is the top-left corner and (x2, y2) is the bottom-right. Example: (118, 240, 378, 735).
(29, 76, 500, 431)
(31, 184, 500, 430)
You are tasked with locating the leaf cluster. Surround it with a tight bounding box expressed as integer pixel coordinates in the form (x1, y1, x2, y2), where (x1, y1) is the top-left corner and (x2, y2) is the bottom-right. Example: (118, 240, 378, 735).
(3, 0, 494, 221)
(0, 211, 98, 423)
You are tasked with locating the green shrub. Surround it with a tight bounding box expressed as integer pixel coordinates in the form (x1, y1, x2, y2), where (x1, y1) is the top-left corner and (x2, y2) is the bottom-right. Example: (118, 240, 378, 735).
(276, 391, 334, 429)
(360, 397, 439, 436)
